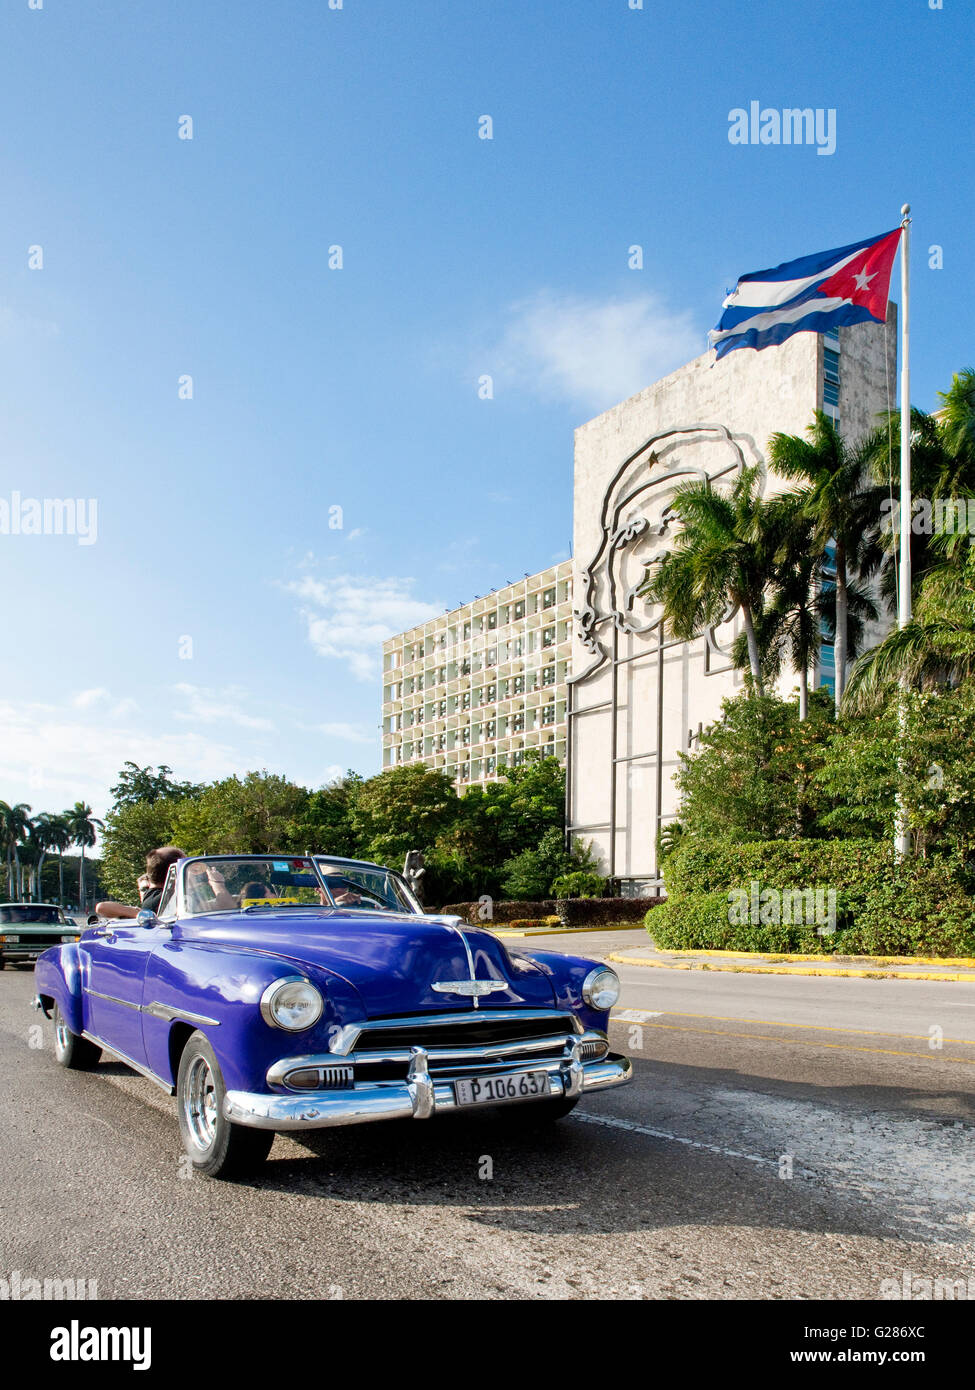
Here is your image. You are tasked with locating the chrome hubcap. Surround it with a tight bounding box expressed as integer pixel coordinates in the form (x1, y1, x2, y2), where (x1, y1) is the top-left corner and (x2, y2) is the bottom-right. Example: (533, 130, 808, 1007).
(54, 1011, 69, 1054)
(184, 1055, 218, 1151)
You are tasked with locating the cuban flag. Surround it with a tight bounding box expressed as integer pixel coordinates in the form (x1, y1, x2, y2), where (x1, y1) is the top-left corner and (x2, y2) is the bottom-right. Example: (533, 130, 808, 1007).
(710, 228, 902, 359)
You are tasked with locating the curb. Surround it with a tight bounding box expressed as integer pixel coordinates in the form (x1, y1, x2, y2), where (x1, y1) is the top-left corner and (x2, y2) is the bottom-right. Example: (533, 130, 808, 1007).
(645, 946, 975, 968)
(492, 923, 646, 938)
(608, 952, 975, 983)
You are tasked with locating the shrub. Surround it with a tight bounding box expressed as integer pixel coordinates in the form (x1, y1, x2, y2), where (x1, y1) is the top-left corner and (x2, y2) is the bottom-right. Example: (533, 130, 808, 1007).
(557, 896, 661, 928)
(650, 844, 975, 958)
(550, 871, 607, 899)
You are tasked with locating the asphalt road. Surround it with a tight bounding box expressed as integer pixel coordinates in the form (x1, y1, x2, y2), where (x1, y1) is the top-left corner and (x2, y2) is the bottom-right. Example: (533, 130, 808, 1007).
(1, 951, 973, 1301)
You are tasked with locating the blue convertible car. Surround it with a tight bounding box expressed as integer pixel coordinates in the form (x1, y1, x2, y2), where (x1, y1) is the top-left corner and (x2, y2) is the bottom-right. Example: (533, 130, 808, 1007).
(32, 853, 631, 1177)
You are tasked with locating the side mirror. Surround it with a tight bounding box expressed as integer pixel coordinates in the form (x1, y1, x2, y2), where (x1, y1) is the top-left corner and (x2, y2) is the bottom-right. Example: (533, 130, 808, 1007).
(86, 914, 100, 926)
(135, 909, 158, 928)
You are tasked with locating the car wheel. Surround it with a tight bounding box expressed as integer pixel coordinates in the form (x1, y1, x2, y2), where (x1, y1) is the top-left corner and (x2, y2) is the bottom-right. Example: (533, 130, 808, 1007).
(52, 1002, 102, 1070)
(176, 1031, 274, 1179)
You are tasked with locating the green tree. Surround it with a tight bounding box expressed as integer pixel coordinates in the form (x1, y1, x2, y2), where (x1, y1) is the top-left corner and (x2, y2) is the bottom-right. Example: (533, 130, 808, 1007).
(99, 798, 181, 902)
(500, 826, 596, 901)
(168, 772, 309, 854)
(674, 691, 835, 842)
(844, 537, 975, 710)
(639, 465, 778, 694)
(351, 765, 459, 868)
(109, 762, 202, 808)
(767, 411, 886, 709)
(66, 802, 104, 909)
(296, 772, 364, 857)
(0, 801, 33, 899)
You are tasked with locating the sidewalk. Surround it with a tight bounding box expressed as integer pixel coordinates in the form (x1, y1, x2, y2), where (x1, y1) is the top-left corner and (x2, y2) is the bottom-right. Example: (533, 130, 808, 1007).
(606, 944, 975, 983)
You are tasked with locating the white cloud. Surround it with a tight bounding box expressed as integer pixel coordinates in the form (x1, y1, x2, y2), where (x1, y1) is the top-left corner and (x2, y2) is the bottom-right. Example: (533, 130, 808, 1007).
(0, 699, 245, 825)
(490, 288, 702, 413)
(72, 688, 108, 709)
(282, 573, 442, 681)
(172, 684, 275, 731)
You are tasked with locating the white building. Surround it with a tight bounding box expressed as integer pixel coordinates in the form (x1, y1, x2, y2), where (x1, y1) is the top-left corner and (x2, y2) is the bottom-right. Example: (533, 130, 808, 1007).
(379, 317, 896, 877)
(567, 314, 896, 892)
(382, 562, 573, 786)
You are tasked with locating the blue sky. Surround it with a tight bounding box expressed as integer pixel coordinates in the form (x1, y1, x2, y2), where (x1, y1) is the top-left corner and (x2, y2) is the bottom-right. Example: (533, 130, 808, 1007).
(1, 0, 970, 828)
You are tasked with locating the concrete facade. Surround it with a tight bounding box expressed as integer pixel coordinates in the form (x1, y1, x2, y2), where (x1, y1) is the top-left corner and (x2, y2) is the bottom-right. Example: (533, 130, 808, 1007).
(381, 562, 572, 786)
(567, 312, 897, 892)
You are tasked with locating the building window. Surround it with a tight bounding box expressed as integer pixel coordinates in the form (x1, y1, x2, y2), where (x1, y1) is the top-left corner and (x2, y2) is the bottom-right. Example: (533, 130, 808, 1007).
(461, 691, 471, 710)
(485, 719, 496, 739)
(511, 712, 525, 733)
(542, 586, 556, 609)
(486, 611, 497, 630)
(485, 683, 496, 702)
(513, 675, 525, 695)
(541, 626, 556, 648)
(513, 600, 525, 620)
(542, 703, 556, 725)
(542, 664, 556, 686)
(824, 347, 840, 407)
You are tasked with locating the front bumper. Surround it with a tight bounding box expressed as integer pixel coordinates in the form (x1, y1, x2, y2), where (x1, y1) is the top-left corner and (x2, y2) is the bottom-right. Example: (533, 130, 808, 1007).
(223, 1047, 633, 1132)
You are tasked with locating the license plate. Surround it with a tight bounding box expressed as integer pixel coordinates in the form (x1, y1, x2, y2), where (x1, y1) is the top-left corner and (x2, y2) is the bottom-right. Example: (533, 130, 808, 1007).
(454, 1070, 551, 1106)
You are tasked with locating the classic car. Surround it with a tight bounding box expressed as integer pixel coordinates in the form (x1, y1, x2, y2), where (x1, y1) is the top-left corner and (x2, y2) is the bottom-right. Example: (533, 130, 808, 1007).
(31, 854, 631, 1177)
(0, 903, 81, 968)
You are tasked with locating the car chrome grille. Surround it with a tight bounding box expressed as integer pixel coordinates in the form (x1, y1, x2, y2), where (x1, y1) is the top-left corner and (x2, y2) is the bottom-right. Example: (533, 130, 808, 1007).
(347, 1011, 586, 1083)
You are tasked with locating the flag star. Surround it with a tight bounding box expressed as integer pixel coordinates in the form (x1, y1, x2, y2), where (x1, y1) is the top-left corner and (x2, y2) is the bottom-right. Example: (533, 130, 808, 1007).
(853, 268, 877, 291)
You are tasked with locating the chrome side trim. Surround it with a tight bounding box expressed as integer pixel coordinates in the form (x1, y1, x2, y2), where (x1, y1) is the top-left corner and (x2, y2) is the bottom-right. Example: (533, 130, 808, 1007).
(81, 1032, 175, 1095)
(143, 1000, 221, 1028)
(84, 987, 141, 1012)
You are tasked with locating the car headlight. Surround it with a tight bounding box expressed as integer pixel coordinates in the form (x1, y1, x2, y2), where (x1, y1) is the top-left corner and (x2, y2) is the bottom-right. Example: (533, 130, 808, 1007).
(260, 977, 324, 1031)
(61, 934, 78, 943)
(0, 935, 19, 944)
(582, 966, 620, 1010)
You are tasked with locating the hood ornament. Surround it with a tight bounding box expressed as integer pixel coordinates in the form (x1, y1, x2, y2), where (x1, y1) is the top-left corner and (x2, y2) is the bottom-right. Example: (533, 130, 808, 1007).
(432, 980, 507, 998)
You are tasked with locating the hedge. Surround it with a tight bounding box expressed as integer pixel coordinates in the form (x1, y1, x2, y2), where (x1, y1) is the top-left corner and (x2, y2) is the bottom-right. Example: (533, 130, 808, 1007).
(440, 897, 662, 928)
(650, 838, 975, 957)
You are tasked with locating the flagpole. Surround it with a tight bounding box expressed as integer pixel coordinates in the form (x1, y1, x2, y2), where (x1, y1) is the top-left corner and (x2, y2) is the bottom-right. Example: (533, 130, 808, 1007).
(894, 203, 912, 859)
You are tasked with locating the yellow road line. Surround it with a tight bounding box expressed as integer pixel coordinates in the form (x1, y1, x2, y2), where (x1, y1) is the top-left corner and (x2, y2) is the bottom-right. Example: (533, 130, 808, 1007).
(612, 1008, 975, 1047)
(626, 1020, 975, 1064)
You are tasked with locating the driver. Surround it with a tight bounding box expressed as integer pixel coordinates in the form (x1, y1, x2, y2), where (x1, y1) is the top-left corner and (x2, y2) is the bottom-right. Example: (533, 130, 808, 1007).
(183, 861, 239, 913)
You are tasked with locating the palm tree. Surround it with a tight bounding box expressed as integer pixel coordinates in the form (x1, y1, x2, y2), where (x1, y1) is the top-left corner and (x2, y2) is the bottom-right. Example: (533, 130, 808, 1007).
(0, 802, 33, 900)
(767, 412, 886, 710)
(843, 542, 975, 710)
(639, 465, 776, 695)
(66, 802, 104, 910)
(40, 813, 73, 906)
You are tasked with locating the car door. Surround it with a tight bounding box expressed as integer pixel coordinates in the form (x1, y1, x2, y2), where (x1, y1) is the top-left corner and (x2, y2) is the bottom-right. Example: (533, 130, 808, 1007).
(80, 872, 177, 1065)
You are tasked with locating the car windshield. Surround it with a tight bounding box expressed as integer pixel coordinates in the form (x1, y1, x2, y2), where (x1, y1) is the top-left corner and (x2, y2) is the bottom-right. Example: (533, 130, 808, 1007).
(179, 857, 420, 917)
(0, 905, 63, 925)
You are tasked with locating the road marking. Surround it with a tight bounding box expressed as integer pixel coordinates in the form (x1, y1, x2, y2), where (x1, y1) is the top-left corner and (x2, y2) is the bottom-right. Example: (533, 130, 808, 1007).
(620, 1020, 975, 1064)
(572, 1111, 779, 1168)
(612, 1009, 664, 1022)
(610, 1009, 975, 1047)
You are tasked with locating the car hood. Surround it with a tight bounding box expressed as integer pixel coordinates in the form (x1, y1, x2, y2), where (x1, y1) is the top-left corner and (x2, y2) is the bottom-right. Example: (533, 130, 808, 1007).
(174, 909, 558, 1016)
